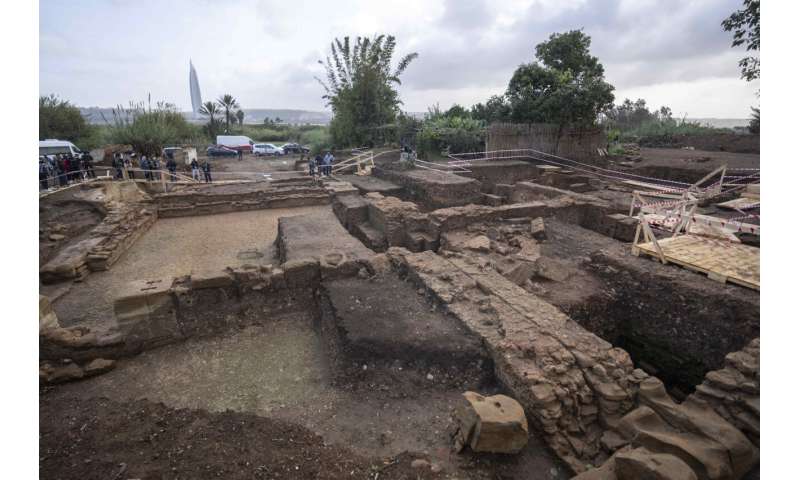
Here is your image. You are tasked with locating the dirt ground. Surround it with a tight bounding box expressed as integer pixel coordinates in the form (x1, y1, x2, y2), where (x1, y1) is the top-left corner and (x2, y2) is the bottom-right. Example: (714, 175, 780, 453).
(47, 205, 329, 329)
(634, 147, 760, 171)
(43, 302, 570, 479)
(39, 395, 436, 480)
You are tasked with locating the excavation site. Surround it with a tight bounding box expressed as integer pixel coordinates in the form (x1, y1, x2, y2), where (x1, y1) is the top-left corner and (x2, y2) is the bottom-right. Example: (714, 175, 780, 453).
(39, 135, 760, 479)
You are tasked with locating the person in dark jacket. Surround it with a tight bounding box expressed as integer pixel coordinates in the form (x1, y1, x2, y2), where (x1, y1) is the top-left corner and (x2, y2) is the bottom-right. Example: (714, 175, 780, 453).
(190, 158, 200, 181)
(166, 156, 177, 181)
(82, 152, 96, 178)
(39, 158, 49, 190)
(139, 155, 150, 181)
(202, 160, 212, 183)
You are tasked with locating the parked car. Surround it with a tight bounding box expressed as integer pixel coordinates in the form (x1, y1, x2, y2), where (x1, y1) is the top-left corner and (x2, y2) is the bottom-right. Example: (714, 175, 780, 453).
(206, 145, 239, 157)
(39, 139, 82, 158)
(216, 135, 254, 153)
(253, 143, 285, 156)
(281, 143, 310, 154)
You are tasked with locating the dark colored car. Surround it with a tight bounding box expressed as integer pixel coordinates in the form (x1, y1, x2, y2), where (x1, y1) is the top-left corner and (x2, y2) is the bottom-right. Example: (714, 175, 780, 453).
(281, 143, 310, 154)
(206, 145, 238, 157)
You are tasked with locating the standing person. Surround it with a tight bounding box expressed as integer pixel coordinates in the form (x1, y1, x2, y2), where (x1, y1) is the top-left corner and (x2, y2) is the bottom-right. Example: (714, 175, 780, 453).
(325, 151, 335, 176)
(113, 153, 123, 179)
(82, 152, 96, 179)
(190, 157, 200, 181)
(139, 154, 150, 181)
(314, 153, 323, 177)
(39, 158, 49, 190)
(307, 155, 316, 177)
(202, 159, 212, 183)
(237, 149, 243, 162)
(125, 153, 135, 179)
(152, 156, 161, 181)
(62, 155, 72, 184)
(166, 155, 177, 181)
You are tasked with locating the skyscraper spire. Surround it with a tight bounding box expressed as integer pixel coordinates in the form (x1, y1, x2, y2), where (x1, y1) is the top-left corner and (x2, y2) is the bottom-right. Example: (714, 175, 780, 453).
(189, 59, 203, 118)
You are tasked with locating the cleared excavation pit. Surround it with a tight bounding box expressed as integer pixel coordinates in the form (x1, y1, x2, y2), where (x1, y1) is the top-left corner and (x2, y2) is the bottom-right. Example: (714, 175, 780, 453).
(42, 268, 570, 479)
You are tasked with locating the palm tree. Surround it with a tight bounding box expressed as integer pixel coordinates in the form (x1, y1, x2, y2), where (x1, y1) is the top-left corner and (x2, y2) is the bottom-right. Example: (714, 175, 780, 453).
(199, 101, 221, 137)
(235, 109, 245, 126)
(216, 94, 240, 133)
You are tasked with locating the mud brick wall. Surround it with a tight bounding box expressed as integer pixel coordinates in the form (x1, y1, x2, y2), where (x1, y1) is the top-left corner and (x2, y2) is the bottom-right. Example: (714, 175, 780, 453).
(461, 161, 539, 193)
(373, 167, 482, 209)
(155, 186, 330, 218)
(487, 123, 606, 163)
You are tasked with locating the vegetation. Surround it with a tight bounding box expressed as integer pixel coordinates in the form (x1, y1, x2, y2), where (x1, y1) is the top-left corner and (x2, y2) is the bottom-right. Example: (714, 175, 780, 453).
(39, 94, 101, 149)
(416, 104, 485, 157)
(317, 35, 418, 148)
(217, 94, 240, 133)
(505, 30, 615, 141)
(199, 101, 224, 139)
(722, 0, 760, 82)
(748, 107, 759, 134)
(106, 100, 202, 157)
(605, 98, 722, 143)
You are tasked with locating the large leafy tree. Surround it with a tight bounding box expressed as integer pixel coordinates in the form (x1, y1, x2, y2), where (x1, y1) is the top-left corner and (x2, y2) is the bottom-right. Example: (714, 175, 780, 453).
(39, 94, 92, 143)
(317, 35, 418, 147)
(108, 101, 198, 156)
(722, 0, 760, 81)
(216, 94, 240, 133)
(505, 30, 614, 142)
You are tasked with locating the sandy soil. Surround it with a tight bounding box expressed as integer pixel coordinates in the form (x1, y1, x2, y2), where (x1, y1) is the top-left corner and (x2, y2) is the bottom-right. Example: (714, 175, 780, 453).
(49, 205, 330, 329)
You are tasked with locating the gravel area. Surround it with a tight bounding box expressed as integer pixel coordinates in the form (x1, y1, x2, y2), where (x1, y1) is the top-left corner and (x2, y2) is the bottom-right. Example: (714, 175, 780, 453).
(50, 205, 330, 329)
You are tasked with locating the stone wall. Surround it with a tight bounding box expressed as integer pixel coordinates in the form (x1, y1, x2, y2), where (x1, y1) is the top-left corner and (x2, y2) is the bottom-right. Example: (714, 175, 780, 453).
(40, 203, 156, 284)
(690, 338, 760, 446)
(388, 248, 757, 478)
(372, 167, 482, 209)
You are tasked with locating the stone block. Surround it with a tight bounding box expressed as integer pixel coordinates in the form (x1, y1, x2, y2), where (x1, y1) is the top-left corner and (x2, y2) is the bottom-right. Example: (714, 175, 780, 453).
(453, 391, 529, 454)
(615, 447, 698, 480)
(39, 295, 59, 333)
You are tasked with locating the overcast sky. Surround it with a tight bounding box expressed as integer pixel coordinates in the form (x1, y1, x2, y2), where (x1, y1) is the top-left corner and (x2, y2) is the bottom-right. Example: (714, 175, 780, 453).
(39, 0, 760, 118)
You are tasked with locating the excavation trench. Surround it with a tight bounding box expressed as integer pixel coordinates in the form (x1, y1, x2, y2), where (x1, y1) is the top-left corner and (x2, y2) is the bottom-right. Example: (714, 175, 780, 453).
(45, 269, 570, 478)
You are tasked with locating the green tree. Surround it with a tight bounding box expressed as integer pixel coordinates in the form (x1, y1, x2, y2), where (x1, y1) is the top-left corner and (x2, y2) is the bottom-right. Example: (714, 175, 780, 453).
(39, 94, 94, 145)
(317, 35, 418, 147)
(722, 0, 760, 81)
(444, 104, 470, 119)
(505, 30, 614, 144)
(107, 100, 199, 157)
(216, 94, 240, 133)
(236, 109, 245, 126)
(199, 101, 223, 138)
(470, 95, 511, 123)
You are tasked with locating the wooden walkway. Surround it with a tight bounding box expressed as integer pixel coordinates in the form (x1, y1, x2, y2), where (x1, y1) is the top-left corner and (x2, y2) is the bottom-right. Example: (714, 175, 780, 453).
(634, 235, 760, 290)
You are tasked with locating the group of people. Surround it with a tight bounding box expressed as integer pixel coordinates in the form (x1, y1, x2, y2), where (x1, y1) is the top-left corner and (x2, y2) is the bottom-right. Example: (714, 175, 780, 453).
(110, 152, 212, 183)
(308, 151, 335, 177)
(38, 152, 95, 190)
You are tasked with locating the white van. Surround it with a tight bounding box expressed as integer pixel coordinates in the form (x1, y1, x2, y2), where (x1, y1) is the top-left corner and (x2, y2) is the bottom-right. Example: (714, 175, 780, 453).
(216, 135, 255, 153)
(39, 139, 82, 158)
(252, 143, 285, 156)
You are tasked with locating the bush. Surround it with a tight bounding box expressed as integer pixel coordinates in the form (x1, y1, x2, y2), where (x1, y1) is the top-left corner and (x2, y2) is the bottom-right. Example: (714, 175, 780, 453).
(107, 101, 203, 156)
(417, 115, 486, 157)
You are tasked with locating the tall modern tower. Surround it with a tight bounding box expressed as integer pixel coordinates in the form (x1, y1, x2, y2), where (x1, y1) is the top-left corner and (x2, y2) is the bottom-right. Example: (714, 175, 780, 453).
(189, 60, 203, 118)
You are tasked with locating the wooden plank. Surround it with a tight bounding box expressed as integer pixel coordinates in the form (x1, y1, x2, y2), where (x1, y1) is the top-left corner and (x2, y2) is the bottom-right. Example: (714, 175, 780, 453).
(622, 180, 677, 192)
(716, 198, 759, 210)
(634, 235, 759, 290)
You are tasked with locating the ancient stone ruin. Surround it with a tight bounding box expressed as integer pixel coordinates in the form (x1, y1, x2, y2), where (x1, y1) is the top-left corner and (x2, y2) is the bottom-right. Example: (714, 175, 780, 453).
(40, 151, 760, 479)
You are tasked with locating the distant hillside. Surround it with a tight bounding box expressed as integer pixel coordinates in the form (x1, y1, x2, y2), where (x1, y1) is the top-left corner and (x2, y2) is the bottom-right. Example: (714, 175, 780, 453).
(684, 118, 749, 129)
(79, 107, 332, 125)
